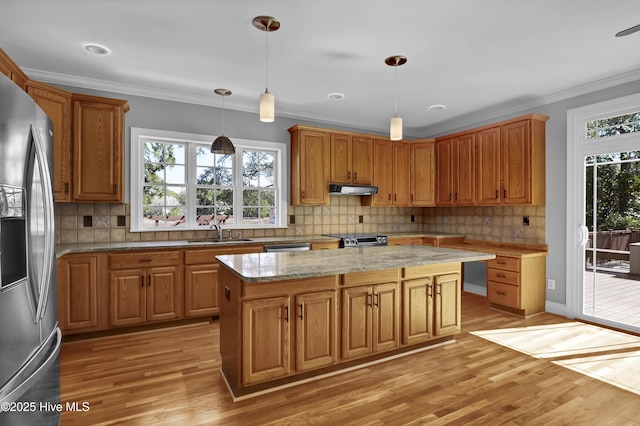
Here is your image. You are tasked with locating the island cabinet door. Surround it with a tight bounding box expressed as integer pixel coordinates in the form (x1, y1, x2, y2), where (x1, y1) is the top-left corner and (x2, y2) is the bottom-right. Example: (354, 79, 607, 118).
(295, 290, 338, 372)
(372, 282, 400, 352)
(433, 273, 461, 336)
(341, 285, 373, 360)
(402, 278, 434, 345)
(242, 296, 291, 385)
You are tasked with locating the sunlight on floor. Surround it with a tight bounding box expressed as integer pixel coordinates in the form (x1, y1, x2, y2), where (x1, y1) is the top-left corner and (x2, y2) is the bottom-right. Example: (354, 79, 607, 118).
(471, 322, 640, 395)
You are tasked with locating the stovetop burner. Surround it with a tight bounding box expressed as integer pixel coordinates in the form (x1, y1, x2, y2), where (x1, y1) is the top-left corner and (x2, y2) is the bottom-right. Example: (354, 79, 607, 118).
(323, 233, 388, 248)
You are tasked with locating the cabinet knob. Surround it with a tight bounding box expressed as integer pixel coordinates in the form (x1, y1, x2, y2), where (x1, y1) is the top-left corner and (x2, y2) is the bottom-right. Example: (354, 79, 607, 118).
(353, 172, 357, 180)
(347, 171, 351, 179)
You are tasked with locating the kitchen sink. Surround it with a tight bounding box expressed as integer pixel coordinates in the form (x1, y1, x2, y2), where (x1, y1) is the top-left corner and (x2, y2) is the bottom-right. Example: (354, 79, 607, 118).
(186, 238, 254, 243)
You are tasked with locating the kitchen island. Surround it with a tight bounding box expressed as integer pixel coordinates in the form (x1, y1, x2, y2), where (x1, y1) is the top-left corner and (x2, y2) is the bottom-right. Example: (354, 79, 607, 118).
(216, 245, 494, 399)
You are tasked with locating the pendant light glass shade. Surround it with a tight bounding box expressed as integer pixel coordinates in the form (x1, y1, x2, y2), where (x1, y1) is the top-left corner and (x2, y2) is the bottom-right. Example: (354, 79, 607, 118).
(260, 90, 275, 122)
(390, 116, 403, 141)
(253, 16, 280, 123)
(385, 55, 407, 141)
(211, 89, 235, 154)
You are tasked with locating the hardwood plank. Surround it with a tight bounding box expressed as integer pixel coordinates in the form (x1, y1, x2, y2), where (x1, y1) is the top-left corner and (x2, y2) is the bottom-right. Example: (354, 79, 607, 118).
(60, 292, 640, 425)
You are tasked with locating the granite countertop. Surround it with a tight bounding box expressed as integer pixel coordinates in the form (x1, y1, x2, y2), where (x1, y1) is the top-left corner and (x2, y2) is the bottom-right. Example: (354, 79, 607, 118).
(438, 238, 548, 258)
(55, 236, 339, 257)
(55, 232, 467, 257)
(216, 245, 495, 282)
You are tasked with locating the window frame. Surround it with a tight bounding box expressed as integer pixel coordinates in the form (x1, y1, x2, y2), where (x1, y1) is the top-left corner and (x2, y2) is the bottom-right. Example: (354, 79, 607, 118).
(130, 127, 288, 232)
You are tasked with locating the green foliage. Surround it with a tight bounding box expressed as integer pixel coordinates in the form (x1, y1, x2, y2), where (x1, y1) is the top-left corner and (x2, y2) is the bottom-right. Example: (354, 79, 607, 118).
(586, 150, 640, 231)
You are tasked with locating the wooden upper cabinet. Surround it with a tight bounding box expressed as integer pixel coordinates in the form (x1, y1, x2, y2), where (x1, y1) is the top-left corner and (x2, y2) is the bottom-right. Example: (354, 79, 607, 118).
(26, 81, 73, 202)
(436, 133, 475, 206)
(410, 141, 436, 206)
(330, 133, 352, 184)
(73, 94, 129, 202)
(289, 126, 330, 205)
(454, 133, 476, 205)
(351, 136, 373, 185)
(502, 118, 546, 205)
(330, 133, 373, 185)
(0, 48, 28, 90)
(363, 139, 394, 206)
(393, 142, 410, 205)
(476, 126, 502, 204)
(436, 138, 453, 205)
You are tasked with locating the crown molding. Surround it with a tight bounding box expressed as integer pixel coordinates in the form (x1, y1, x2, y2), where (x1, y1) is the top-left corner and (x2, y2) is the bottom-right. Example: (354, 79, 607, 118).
(24, 66, 640, 140)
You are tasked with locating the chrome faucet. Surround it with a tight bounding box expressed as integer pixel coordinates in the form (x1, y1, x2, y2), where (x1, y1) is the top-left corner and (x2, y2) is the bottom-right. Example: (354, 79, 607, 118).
(209, 222, 222, 239)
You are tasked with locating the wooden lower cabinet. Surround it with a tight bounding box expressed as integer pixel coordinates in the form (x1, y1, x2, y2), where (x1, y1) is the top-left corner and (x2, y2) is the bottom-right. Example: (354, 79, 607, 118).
(402, 263, 462, 345)
(109, 265, 181, 327)
(486, 254, 546, 316)
(242, 289, 338, 385)
(57, 254, 102, 332)
(108, 250, 182, 327)
(242, 296, 291, 385)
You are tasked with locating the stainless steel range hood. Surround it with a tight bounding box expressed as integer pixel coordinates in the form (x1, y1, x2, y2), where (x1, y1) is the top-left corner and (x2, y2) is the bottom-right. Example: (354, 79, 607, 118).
(329, 184, 378, 195)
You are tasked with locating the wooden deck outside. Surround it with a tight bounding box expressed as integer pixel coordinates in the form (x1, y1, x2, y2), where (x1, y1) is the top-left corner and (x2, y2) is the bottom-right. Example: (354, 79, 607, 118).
(583, 268, 640, 328)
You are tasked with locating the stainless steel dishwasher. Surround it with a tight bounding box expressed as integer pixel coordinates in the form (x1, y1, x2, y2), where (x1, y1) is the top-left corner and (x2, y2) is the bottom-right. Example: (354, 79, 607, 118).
(264, 243, 311, 252)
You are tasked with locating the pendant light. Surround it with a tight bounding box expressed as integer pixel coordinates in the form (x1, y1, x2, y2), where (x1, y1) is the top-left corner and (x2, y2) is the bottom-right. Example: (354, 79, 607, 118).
(210, 89, 235, 154)
(253, 16, 280, 122)
(385, 55, 407, 141)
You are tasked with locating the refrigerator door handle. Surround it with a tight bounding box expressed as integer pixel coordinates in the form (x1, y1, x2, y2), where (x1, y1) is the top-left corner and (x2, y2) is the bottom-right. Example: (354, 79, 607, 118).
(29, 125, 55, 322)
(0, 327, 61, 404)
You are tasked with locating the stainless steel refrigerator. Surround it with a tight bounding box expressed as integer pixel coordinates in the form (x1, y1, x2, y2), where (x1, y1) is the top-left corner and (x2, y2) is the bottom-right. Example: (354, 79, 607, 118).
(0, 74, 61, 425)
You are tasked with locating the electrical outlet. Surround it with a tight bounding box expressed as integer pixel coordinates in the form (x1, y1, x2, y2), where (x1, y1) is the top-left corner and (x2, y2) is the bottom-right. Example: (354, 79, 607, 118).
(547, 279, 556, 290)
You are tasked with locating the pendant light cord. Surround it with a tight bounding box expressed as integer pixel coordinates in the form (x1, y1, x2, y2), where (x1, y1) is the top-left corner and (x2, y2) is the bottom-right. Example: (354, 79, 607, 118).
(221, 94, 225, 136)
(394, 63, 398, 117)
(265, 20, 270, 92)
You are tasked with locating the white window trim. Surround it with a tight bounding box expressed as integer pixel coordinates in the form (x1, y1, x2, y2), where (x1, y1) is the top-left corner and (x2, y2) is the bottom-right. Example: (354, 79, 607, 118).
(130, 127, 288, 232)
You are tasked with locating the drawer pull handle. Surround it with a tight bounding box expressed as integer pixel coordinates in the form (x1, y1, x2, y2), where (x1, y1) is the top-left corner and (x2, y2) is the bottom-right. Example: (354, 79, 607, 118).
(496, 291, 506, 296)
(368, 293, 373, 307)
(496, 260, 506, 265)
(284, 306, 289, 323)
(496, 273, 506, 278)
(299, 303, 304, 320)
(374, 293, 380, 307)
(139, 259, 152, 263)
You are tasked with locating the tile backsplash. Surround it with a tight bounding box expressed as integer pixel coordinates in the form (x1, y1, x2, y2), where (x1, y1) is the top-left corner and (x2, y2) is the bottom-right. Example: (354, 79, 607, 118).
(55, 198, 545, 245)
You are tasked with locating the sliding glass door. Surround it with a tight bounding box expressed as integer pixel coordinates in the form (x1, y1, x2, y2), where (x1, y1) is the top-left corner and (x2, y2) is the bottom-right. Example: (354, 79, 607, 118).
(567, 96, 640, 334)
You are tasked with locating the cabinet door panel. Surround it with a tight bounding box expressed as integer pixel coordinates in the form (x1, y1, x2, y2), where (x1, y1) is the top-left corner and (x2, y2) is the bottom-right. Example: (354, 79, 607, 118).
(351, 136, 373, 185)
(242, 296, 290, 385)
(373, 282, 400, 352)
(330, 133, 352, 184)
(403, 278, 433, 345)
(110, 269, 146, 327)
(370, 139, 393, 206)
(184, 265, 219, 317)
(434, 273, 461, 336)
(393, 142, 410, 205)
(60, 256, 98, 330)
(296, 291, 337, 371)
(147, 266, 181, 322)
(299, 129, 330, 204)
(476, 127, 501, 204)
(410, 142, 435, 206)
(26, 82, 73, 202)
(502, 120, 531, 204)
(341, 285, 373, 360)
(436, 139, 453, 205)
(454, 134, 476, 205)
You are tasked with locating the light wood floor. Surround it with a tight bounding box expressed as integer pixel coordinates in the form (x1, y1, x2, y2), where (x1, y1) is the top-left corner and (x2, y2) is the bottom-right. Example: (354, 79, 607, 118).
(60, 293, 640, 425)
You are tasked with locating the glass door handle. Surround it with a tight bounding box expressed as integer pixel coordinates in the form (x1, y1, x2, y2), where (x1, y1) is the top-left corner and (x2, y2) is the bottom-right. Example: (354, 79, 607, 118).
(579, 224, 590, 246)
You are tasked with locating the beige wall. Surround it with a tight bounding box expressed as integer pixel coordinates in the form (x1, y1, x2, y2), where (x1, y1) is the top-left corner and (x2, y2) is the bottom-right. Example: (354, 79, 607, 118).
(55, 197, 545, 245)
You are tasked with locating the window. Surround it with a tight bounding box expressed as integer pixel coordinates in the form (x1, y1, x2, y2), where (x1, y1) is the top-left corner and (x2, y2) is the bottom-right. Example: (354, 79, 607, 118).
(586, 111, 640, 140)
(130, 128, 287, 231)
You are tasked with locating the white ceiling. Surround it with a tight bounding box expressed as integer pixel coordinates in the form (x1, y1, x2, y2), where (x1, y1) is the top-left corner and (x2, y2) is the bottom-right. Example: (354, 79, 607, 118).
(2, 0, 639, 137)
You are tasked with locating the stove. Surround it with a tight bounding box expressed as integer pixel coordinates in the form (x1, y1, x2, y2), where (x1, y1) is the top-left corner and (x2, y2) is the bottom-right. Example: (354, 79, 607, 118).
(323, 233, 388, 248)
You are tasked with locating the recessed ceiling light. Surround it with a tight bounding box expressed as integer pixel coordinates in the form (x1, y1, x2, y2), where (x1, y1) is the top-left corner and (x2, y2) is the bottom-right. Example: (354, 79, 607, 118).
(429, 104, 446, 111)
(328, 93, 345, 100)
(83, 43, 111, 55)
